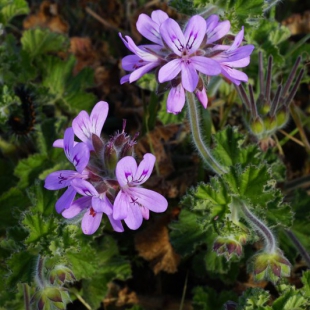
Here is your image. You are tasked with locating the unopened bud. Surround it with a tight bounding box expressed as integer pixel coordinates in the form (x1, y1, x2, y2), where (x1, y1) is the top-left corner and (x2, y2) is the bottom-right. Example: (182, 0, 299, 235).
(49, 265, 76, 285)
(213, 236, 244, 260)
(249, 117, 264, 136)
(103, 141, 118, 171)
(249, 250, 291, 283)
(263, 115, 277, 132)
(92, 134, 104, 155)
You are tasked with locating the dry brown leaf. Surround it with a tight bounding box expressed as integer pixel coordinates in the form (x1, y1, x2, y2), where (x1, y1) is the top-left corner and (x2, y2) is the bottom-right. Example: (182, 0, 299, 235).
(23, 1, 69, 33)
(135, 215, 180, 275)
(282, 11, 310, 35)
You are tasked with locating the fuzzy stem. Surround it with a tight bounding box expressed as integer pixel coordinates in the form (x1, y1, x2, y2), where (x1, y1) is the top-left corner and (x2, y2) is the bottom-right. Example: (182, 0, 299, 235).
(186, 92, 226, 174)
(23, 283, 31, 310)
(239, 200, 276, 253)
(285, 229, 310, 268)
(35, 256, 45, 289)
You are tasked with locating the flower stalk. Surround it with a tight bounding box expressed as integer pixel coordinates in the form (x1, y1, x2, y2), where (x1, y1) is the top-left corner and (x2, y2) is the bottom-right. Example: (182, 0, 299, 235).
(186, 91, 226, 175)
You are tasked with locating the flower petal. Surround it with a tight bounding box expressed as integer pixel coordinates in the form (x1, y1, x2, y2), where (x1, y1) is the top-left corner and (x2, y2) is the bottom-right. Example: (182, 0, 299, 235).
(133, 153, 155, 185)
(116, 156, 137, 187)
(92, 195, 113, 215)
(140, 206, 150, 220)
(55, 186, 76, 213)
(62, 196, 91, 218)
(113, 190, 130, 220)
(158, 59, 181, 83)
(120, 74, 130, 84)
(181, 62, 198, 92)
(229, 26, 244, 50)
(124, 203, 143, 230)
(129, 61, 160, 83)
(45, 170, 77, 190)
(151, 10, 169, 26)
(160, 18, 185, 56)
(71, 179, 98, 197)
(130, 187, 168, 213)
(107, 214, 124, 232)
(167, 84, 185, 114)
(206, 17, 230, 44)
(90, 101, 108, 137)
(184, 15, 206, 53)
(81, 209, 103, 235)
(63, 127, 75, 162)
(72, 111, 92, 144)
(122, 55, 141, 71)
(71, 142, 90, 173)
(137, 13, 163, 45)
(191, 56, 221, 76)
(221, 66, 248, 84)
(195, 87, 208, 108)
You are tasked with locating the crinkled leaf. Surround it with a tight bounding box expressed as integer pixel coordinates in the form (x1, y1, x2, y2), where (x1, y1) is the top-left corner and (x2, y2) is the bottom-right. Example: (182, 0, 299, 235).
(21, 28, 69, 58)
(236, 287, 271, 310)
(0, 0, 29, 26)
(301, 271, 310, 298)
(170, 209, 209, 256)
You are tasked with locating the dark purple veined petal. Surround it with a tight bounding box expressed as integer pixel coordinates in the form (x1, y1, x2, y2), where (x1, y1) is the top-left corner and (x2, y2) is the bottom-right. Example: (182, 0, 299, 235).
(115, 156, 137, 187)
(129, 187, 168, 213)
(71, 142, 90, 173)
(160, 18, 185, 56)
(167, 84, 186, 114)
(62, 196, 91, 218)
(183, 15, 206, 53)
(71, 179, 98, 197)
(113, 190, 130, 220)
(55, 186, 76, 213)
(133, 153, 156, 185)
(44, 170, 76, 190)
(81, 208, 103, 235)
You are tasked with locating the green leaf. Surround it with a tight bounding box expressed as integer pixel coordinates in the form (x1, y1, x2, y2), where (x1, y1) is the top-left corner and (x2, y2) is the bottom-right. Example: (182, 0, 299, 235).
(236, 287, 271, 310)
(136, 73, 157, 92)
(301, 271, 310, 298)
(169, 209, 209, 256)
(5, 251, 37, 288)
(212, 126, 261, 169)
(192, 286, 237, 310)
(21, 28, 69, 58)
(0, 0, 29, 26)
(272, 286, 309, 310)
(14, 153, 51, 189)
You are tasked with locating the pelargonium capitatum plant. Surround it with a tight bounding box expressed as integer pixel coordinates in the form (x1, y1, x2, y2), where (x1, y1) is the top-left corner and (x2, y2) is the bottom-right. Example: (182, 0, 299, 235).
(44, 101, 168, 234)
(119, 10, 254, 114)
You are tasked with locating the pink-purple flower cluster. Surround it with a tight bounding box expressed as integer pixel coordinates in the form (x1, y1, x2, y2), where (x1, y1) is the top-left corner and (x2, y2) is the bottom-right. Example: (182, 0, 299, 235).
(120, 11, 254, 114)
(45, 101, 168, 234)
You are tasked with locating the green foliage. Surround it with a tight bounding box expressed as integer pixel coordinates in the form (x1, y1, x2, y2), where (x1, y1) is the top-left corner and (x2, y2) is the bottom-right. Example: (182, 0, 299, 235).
(21, 28, 69, 58)
(0, 0, 29, 26)
(192, 286, 237, 310)
(235, 288, 271, 310)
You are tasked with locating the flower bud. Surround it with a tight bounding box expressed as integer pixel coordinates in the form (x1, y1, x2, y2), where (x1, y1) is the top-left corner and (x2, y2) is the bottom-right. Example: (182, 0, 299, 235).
(213, 236, 244, 260)
(263, 115, 277, 132)
(249, 117, 264, 136)
(276, 107, 289, 128)
(249, 250, 291, 283)
(49, 265, 76, 285)
(103, 140, 118, 171)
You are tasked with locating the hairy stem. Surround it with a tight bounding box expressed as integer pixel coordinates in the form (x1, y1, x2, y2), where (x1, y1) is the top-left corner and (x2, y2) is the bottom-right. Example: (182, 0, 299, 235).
(35, 255, 45, 289)
(239, 200, 276, 253)
(23, 283, 31, 310)
(186, 92, 226, 174)
(285, 229, 310, 268)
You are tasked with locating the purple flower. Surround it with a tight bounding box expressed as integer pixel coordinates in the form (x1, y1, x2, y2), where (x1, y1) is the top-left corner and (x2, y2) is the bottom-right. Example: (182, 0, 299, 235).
(208, 27, 255, 85)
(72, 101, 109, 150)
(44, 127, 90, 213)
(158, 15, 221, 92)
(62, 196, 124, 235)
(113, 154, 168, 230)
(205, 15, 230, 44)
